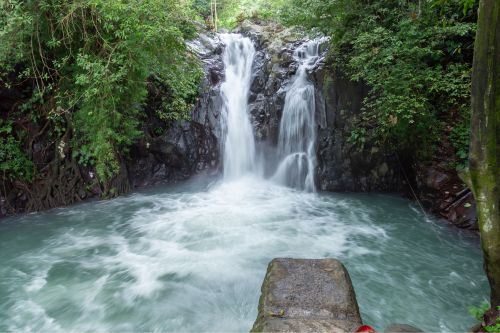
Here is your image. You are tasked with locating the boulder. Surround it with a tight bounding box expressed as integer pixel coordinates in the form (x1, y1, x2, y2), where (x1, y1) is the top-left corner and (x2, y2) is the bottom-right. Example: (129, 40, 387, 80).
(251, 258, 362, 333)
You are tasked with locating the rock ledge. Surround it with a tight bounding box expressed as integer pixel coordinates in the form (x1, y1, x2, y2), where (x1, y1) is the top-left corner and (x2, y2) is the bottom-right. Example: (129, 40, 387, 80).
(251, 258, 362, 333)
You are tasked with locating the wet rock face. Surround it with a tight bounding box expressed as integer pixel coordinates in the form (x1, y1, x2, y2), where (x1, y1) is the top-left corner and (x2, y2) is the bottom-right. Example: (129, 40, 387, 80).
(240, 22, 301, 147)
(127, 32, 224, 187)
(239, 20, 403, 191)
(247, 52, 289, 147)
(414, 166, 478, 229)
(312, 67, 478, 228)
(239, 21, 322, 175)
(128, 122, 219, 187)
(131, 20, 401, 192)
(128, 21, 310, 186)
(251, 258, 362, 333)
(313, 69, 404, 192)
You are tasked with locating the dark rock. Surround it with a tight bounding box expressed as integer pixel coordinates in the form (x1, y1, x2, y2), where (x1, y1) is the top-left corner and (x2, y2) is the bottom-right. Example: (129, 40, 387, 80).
(127, 33, 223, 188)
(314, 69, 402, 192)
(423, 168, 450, 191)
(241, 21, 326, 174)
(311, 55, 477, 230)
(414, 165, 478, 230)
(77, 189, 87, 199)
(251, 258, 362, 333)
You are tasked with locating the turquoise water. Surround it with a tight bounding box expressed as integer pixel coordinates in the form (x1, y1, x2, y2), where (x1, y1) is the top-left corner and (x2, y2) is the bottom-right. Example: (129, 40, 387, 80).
(0, 176, 488, 332)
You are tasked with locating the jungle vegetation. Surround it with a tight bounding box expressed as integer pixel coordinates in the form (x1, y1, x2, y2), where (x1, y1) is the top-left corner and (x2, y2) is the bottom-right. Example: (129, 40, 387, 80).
(1, 0, 498, 327)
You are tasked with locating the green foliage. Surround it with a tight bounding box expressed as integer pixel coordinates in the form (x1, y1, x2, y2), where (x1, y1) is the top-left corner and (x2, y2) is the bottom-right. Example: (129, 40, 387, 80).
(0, 121, 33, 181)
(469, 303, 500, 332)
(450, 109, 471, 169)
(278, 0, 477, 157)
(155, 60, 203, 121)
(469, 301, 491, 321)
(217, 0, 242, 28)
(485, 321, 500, 333)
(348, 128, 367, 149)
(195, 0, 287, 29)
(0, 0, 202, 182)
(72, 144, 94, 167)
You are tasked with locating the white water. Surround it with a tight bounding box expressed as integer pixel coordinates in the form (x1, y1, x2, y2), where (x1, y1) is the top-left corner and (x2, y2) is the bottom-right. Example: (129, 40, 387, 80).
(273, 39, 325, 191)
(0, 178, 488, 332)
(220, 34, 257, 180)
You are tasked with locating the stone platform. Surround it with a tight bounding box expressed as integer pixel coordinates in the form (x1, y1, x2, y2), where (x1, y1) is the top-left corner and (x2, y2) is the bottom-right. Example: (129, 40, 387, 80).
(251, 258, 363, 333)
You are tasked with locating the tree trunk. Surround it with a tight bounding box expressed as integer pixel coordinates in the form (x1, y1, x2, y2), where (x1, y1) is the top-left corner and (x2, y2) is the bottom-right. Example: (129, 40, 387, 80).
(469, 0, 500, 309)
(210, 0, 214, 29)
(214, 0, 218, 32)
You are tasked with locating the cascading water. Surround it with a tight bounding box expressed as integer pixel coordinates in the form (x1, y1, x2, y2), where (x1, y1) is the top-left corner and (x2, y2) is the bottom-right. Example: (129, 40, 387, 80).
(219, 35, 323, 192)
(273, 39, 325, 192)
(220, 34, 257, 180)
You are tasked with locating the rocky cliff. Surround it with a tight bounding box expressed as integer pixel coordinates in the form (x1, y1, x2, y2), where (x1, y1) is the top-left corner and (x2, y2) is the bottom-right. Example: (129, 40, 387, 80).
(237, 20, 477, 230)
(126, 33, 224, 188)
(1, 21, 479, 230)
(236, 21, 403, 191)
(0, 32, 225, 216)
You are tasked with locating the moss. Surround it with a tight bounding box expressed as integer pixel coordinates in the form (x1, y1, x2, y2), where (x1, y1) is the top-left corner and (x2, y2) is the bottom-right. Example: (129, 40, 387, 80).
(469, 0, 500, 308)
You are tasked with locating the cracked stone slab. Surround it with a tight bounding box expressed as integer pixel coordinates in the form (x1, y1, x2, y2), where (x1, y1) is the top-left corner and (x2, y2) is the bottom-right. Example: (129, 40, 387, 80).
(251, 258, 362, 333)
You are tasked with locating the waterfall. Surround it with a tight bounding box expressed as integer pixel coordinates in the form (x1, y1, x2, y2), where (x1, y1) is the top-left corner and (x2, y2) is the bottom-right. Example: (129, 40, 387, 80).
(219, 34, 324, 191)
(220, 34, 257, 180)
(273, 39, 324, 192)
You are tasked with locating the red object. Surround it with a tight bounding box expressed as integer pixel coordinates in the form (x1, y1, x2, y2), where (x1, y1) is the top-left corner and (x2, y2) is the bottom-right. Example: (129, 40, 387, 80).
(355, 325, 376, 333)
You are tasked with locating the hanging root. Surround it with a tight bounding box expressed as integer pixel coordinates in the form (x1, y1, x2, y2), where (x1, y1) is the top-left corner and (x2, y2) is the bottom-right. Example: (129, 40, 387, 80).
(13, 156, 90, 212)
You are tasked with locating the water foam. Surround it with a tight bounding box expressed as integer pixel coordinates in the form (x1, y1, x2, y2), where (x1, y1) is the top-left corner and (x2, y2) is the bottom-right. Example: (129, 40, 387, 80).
(0, 179, 487, 332)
